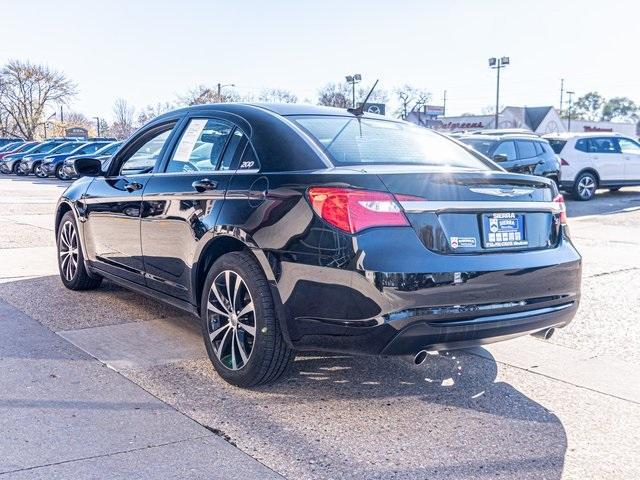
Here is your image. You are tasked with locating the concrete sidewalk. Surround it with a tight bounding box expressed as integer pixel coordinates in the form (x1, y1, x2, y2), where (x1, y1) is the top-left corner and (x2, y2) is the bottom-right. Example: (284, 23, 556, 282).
(0, 300, 283, 479)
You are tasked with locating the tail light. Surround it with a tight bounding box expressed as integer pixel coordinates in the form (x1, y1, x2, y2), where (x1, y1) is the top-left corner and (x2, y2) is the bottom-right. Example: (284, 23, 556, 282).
(553, 194, 567, 225)
(560, 158, 569, 166)
(307, 187, 409, 234)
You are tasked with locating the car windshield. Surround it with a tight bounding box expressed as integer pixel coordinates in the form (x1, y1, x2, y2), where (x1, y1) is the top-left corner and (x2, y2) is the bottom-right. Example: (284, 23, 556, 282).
(50, 142, 79, 154)
(28, 143, 59, 154)
(547, 139, 567, 154)
(95, 143, 120, 156)
(458, 138, 496, 156)
(294, 116, 493, 170)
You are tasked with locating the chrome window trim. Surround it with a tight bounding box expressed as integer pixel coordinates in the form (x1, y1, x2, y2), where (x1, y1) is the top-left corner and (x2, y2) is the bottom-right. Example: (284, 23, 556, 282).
(400, 200, 563, 214)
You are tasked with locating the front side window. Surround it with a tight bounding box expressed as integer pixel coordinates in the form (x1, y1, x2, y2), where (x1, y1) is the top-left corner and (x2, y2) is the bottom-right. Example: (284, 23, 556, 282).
(119, 127, 173, 176)
(617, 138, 640, 155)
(493, 141, 517, 161)
(166, 118, 234, 173)
(294, 116, 492, 170)
(516, 140, 537, 159)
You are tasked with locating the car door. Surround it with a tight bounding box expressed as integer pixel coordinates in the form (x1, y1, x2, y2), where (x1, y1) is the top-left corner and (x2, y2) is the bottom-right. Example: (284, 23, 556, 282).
(616, 137, 640, 182)
(81, 122, 179, 285)
(140, 116, 247, 301)
(588, 136, 624, 182)
(513, 140, 540, 174)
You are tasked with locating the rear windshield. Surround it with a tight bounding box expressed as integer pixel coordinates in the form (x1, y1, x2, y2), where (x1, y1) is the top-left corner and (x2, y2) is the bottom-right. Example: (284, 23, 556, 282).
(294, 116, 492, 170)
(546, 139, 567, 154)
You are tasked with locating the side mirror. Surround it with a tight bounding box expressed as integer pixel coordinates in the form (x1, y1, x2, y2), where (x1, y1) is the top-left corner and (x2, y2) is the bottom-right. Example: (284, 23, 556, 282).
(73, 157, 103, 177)
(493, 154, 508, 162)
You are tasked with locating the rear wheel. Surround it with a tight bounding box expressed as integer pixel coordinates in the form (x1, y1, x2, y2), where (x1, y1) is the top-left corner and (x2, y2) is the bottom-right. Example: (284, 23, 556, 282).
(200, 251, 293, 387)
(573, 172, 597, 201)
(57, 211, 102, 290)
(12, 162, 24, 175)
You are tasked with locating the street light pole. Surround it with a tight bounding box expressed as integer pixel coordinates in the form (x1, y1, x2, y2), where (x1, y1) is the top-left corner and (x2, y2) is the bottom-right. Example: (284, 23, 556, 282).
(94, 117, 100, 137)
(345, 74, 362, 108)
(566, 91, 575, 132)
(488, 57, 510, 128)
(217, 83, 235, 99)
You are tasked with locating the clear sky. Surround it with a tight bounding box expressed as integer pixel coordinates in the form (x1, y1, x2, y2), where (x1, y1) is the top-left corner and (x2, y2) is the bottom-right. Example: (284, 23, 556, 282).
(2, 0, 638, 122)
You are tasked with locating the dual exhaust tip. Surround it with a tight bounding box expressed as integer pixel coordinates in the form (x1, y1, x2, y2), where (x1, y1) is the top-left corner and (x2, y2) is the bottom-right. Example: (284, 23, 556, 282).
(412, 328, 556, 365)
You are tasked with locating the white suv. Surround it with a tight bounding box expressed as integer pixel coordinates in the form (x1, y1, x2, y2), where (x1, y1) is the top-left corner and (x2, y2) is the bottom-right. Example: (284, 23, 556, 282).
(544, 132, 640, 200)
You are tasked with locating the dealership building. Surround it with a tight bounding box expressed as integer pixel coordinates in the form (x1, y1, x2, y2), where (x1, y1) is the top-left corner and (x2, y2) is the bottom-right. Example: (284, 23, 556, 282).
(406, 106, 638, 136)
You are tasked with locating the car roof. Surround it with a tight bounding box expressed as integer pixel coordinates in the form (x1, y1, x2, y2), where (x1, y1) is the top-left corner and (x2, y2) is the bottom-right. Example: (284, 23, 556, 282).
(543, 132, 625, 139)
(459, 134, 545, 141)
(154, 102, 396, 123)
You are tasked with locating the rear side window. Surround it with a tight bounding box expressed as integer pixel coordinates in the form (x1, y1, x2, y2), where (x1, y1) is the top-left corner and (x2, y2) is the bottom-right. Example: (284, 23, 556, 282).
(575, 139, 589, 152)
(547, 139, 567, 154)
(294, 116, 492, 170)
(166, 118, 233, 173)
(590, 137, 619, 154)
(493, 141, 517, 161)
(516, 141, 537, 159)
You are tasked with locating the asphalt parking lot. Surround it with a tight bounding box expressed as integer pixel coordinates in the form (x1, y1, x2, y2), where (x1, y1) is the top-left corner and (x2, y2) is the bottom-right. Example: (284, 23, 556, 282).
(1, 176, 639, 479)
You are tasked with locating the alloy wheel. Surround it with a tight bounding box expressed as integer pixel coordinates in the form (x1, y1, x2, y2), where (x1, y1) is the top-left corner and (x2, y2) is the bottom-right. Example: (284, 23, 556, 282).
(577, 176, 595, 199)
(34, 163, 44, 177)
(206, 270, 256, 370)
(59, 221, 79, 281)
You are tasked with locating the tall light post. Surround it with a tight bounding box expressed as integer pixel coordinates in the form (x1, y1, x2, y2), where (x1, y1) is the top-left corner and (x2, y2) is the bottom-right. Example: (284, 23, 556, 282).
(93, 116, 101, 137)
(488, 57, 509, 128)
(566, 91, 575, 132)
(43, 112, 56, 139)
(345, 74, 361, 108)
(217, 83, 235, 98)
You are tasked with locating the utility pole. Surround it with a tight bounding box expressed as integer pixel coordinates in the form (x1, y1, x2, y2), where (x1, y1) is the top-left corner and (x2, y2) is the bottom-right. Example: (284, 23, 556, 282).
(94, 117, 101, 137)
(559, 79, 565, 116)
(345, 74, 362, 108)
(443, 90, 447, 116)
(60, 105, 64, 123)
(488, 57, 510, 128)
(566, 91, 575, 132)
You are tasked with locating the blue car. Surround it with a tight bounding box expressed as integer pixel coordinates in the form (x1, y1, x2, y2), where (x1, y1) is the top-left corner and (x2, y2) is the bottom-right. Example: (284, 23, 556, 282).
(18, 141, 83, 177)
(41, 141, 113, 179)
(0, 140, 71, 175)
(62, 141, 123, 179)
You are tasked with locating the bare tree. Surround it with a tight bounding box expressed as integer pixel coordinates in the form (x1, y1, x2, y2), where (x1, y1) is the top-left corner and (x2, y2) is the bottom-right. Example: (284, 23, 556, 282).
(0, 60, 76, 139)
(180, 85, 241, 106)
(394, 85, 431, 119)
(136, 101, 174, 127)
(110, 98, 135, 140)
(318, 82, 388, 109)
(258, 88, 298, 103)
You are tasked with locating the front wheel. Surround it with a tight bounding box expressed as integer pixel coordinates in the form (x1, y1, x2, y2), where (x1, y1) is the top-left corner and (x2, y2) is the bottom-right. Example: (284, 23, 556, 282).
(200, 251, 294, 387)
(572, 172, 598, 201)
(55, 164, 69, 180)
(57, 212, 102, 290)
(33, 162, 47, 178)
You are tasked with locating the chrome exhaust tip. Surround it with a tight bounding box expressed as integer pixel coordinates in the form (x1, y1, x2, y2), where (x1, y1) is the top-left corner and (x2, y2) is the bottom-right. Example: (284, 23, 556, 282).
(414, 350, 429, 365)
(531, 328, 555, 340)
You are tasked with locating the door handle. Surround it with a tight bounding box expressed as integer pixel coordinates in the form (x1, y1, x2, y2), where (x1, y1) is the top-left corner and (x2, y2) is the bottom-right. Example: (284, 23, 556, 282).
(192, 178, 218, 193)
(124, 181, 143, 192)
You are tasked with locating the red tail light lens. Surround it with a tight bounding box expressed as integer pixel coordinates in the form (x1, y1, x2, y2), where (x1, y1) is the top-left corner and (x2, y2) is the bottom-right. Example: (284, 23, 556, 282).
(560, 158, 569, 166)
(307, 187, 409, 234)
(553, 194, 567, 224)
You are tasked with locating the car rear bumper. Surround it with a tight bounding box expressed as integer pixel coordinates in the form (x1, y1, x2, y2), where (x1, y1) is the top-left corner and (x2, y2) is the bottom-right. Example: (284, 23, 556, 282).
(278, 229, 581, 356)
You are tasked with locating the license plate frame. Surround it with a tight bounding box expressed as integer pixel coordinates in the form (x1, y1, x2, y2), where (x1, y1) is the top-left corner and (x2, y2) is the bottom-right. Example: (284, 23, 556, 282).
(482, 212, 528, 248)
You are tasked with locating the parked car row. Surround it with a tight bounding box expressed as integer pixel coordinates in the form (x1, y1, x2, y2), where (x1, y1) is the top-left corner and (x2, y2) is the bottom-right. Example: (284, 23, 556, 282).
(0, 138, 120, 180)
(456, 130, 640, 200)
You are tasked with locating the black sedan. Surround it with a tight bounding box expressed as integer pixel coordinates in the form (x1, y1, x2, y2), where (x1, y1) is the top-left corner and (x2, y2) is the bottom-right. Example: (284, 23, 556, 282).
(55, 103, 581, 387)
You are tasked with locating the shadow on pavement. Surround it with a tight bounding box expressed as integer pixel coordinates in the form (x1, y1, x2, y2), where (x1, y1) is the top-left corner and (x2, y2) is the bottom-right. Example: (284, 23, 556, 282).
(0, 275, 568, 480)
(566, 188, 640, 218)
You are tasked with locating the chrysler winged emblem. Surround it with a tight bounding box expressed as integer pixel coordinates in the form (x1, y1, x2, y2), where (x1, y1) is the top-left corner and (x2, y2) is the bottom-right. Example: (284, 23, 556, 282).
(469, 187, 535, 197)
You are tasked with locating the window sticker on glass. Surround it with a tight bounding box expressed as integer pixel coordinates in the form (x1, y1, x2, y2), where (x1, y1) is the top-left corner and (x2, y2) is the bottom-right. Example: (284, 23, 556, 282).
(173, 119, 208, 161)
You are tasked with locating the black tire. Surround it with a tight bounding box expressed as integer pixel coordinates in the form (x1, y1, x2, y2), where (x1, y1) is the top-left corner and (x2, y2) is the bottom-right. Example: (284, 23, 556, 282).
(572, 172, 598, 201)
(57, 211, 102, 290)
(200, 251, 294, 387)
(12, 162, 24, 175)
(33, 161, 47, 178)
(55, 164, 67, 180)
